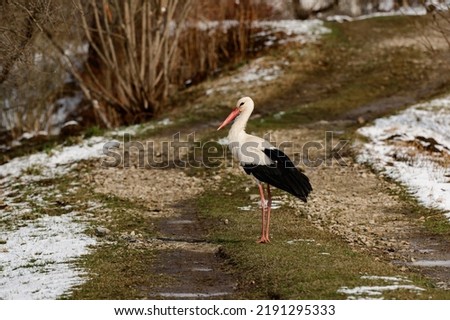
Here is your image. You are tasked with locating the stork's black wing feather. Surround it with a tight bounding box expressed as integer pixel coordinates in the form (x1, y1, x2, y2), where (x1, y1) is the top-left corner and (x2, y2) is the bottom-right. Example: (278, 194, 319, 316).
(242, 148, 312, 202)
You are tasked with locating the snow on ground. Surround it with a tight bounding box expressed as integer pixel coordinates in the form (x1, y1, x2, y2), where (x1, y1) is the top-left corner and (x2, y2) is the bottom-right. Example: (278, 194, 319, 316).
(326, 1, 450, 23)
(205, 57, 286, 96)
(196, 19, 330, 44)
(0, 212, 95, 299)
(205, 20, 330, 97)
(0, 136, 111, 299)
(0, 136, 107, 183)
(326, 6, 428, 23)
(357, 95, 450, 218)
(338, 275, 425, 299)
(255, 19, 331, 44)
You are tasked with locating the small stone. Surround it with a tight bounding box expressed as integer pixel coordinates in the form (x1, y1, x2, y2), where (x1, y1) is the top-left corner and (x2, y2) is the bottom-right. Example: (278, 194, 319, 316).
(223, 218, 229, 225)
(249, 194, 260, 201)
(0, 239, 7, 245)
(61, 120, 82, 136)
(0, 200, 7, 209)
(95, 226, 111, 237)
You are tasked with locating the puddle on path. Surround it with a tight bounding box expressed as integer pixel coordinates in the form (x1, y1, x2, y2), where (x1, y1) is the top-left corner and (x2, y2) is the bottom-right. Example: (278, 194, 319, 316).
(149, 202, 235, 299)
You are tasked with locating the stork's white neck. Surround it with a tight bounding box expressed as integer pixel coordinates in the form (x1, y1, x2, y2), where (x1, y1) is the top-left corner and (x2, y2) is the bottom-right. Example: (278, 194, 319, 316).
(228, 104, 254, 138)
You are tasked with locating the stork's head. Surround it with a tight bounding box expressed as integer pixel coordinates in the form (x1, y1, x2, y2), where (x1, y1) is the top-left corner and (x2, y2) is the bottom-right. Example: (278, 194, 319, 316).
(217, 97, 254, 130)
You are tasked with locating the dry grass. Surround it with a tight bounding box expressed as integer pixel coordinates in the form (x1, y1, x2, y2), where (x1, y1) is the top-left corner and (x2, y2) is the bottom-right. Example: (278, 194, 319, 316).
(76, 0, 277, 126)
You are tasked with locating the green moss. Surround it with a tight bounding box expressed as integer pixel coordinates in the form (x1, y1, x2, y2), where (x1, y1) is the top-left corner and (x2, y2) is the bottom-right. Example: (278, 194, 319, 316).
(84, 125, 105, 138)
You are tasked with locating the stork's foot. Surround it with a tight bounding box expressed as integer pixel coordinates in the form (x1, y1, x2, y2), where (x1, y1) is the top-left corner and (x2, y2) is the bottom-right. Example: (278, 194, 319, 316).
(257, 236, 270, 244)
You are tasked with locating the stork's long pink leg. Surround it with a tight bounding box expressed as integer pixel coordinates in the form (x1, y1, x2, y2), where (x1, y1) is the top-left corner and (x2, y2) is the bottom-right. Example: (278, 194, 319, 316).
(257, 184, 269, 243)
(265, 184, 272, 242)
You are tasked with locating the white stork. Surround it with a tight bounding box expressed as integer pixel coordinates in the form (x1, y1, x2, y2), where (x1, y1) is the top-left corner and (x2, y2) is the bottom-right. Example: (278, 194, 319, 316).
(217, 97, 312, 243)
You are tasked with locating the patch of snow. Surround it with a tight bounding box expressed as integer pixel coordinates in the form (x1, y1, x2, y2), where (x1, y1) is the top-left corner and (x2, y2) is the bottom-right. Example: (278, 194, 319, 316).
(217, 137, 229, 146)
(232, 63, 281, 83)
(357, 95, 450, 218)
(62, 120, 79, 127)
(338, 284, 425, 297)
(157, 118, 173, 126)
(0, 136, 107, 183)
(237, 205, 253, 211)
(194, 19, 331, 44)
(0, 212, 95, 299)
(204, 20, 329, 97)
(379, 0, 395, 12)
(255, 19, 331, 44)
(19, 132, 35, 140)
(274, 111, 285, 120)
(196, 20, 239, 32)
(110, 119, 170, 138)
(361, 275, 412, 283)
(287, 238, 316, 245)
(327, 7, 426, 22)
(206, 58, 284, 96)
(426, 0, 450, 11)
(111, 124, 140, 137)
(63, 43, 89, 57)
(338, 275, 424, 299)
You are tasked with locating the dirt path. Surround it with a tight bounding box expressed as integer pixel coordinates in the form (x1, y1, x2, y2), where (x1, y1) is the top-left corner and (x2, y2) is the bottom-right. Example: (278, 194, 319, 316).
(92, 149, 239, 298)
(150, 200, 235, 299)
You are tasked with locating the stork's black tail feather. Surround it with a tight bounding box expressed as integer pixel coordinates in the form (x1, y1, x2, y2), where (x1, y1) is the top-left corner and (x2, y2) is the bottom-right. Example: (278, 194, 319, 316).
(242, 148, 312, 202)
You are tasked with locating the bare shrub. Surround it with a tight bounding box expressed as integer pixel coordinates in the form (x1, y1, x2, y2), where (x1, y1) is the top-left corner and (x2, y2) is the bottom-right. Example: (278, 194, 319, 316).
(0, 0, 277, 144)
(75, 0, 273, 126)
(174, 0, 274, 86)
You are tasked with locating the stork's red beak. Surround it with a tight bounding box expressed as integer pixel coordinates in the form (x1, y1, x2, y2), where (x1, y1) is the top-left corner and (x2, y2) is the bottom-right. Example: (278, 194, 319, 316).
(217, 108, 240, 131)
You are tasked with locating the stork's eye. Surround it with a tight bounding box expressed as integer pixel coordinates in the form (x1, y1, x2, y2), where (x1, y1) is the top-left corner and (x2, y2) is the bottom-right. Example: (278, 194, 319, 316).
(239, 102, 244, 107)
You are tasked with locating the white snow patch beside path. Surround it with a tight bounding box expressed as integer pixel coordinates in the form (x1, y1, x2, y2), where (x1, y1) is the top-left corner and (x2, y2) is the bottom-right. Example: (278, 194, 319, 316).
(0, 136, 107, 183)
(0, 213, 95, 299)
(0, 136, 107, 299)
(357, 96, 450, 218)
(338, 275, 424, 299)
